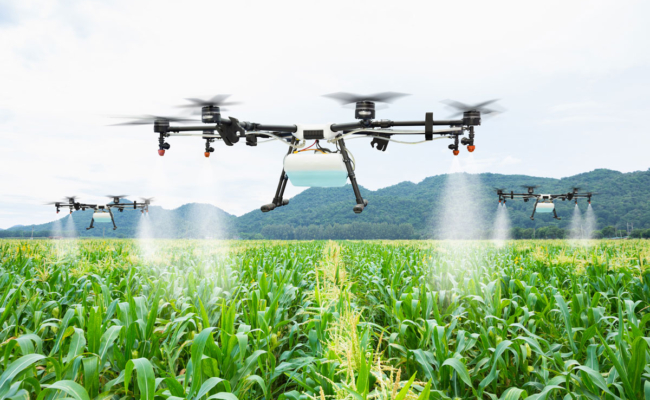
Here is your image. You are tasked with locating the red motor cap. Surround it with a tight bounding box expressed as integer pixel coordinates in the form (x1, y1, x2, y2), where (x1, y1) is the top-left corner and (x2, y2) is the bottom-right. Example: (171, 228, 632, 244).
(467, 145, 476, 152)
(158, 149, 165, 156)
(204, 152, 210, 158)
(453, 150, 460, 156)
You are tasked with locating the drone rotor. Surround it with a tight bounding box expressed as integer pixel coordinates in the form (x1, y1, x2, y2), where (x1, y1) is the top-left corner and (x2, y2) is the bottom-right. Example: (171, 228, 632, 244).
(178, 95, 242, 123)
(107, 195, 128, 204)
(323, 92, 410, 120)
(110, 115, 198, 126)
(442, 99, 505, 118)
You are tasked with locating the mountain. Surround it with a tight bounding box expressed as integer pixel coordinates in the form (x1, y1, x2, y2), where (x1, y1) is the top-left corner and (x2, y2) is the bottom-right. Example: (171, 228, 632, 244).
(3, 168, 650, 239)
(2, 203, 237, 239)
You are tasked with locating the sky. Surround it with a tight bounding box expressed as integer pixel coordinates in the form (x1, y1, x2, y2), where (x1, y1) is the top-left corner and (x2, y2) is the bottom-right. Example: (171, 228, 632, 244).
(1, 0, 649, 228)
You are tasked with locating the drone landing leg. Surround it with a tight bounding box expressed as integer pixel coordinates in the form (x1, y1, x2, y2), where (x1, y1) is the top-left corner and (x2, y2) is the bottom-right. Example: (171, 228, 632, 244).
(553, 208, 561, 220)
(338, 137, 368, 214)
(261, 139, 296, 212)
(108, 208, 117, 230)
(86, 218, 95, 230)
(530, 199, 539, 220)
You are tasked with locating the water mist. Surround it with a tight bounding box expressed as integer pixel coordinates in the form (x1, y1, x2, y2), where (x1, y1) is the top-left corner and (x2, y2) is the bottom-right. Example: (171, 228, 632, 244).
(436, 158, 485, 240)
(492, 203, 511, 247)
(569, 204, 584, 243)
(584, 204, 597, 239)
(137, 212, 157, 262)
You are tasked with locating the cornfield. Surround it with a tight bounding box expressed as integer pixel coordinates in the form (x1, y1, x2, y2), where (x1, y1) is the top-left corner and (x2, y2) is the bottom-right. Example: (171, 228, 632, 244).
(0, 239, 648, 400)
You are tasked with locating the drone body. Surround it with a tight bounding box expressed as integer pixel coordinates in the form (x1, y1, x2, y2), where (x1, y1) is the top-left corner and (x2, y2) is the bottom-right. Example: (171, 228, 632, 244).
(116, 93, 504, 213)
(495, 186, 596, 220)
(47, 196, 153, 230)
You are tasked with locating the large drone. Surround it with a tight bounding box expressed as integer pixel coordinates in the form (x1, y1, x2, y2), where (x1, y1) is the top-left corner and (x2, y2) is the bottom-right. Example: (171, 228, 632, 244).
(115, 93, 503, 213)
(495, 186, 596, 220)
(46, 196, 153, 230)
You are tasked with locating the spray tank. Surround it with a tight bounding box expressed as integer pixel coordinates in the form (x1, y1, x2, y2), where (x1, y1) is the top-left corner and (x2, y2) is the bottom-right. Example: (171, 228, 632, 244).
(536, 201, 555, 213)
(283, 151, 348, 187)
(93, 210, 113, 223)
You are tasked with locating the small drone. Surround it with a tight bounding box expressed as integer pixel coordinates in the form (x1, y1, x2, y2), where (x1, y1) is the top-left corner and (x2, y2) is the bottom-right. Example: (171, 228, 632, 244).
(115, 93, 503, 213)
(46, 195, 153, 230)
(495, 186, 596, 220)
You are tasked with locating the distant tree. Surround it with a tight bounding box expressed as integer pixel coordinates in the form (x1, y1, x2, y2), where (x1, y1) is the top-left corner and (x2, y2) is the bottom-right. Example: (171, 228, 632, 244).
(630, 229, 645, 238)
(601, 226, 616, 238)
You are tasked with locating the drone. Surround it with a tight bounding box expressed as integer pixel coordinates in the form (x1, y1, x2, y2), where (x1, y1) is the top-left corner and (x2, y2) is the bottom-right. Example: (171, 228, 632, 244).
(46, 195, 153, 230)
(495, 186, 596, 220)
(115, 93, 504, 213)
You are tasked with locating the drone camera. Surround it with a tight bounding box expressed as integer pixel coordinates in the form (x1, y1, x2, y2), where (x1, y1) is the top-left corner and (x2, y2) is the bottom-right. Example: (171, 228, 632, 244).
(202, 106, 221, 124)
(355, 101, 375, 120)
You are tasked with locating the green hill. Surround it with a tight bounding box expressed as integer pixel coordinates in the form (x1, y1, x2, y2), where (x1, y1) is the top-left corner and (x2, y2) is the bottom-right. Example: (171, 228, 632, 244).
(4, 168, 650, 239)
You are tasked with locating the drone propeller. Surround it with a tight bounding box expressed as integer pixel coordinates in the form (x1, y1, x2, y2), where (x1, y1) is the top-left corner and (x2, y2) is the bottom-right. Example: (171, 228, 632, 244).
(107, 195, 128, 204)
(521, 185, 539, 190)
(177, 95, 241, 111)
(140, 197, 155, 204)
(442, 99, 505, 118)
(323, 92, 410, 105)
(62, 196, 77, 202)
(493, 187, 507, 193)
(110, 115, 199, 126)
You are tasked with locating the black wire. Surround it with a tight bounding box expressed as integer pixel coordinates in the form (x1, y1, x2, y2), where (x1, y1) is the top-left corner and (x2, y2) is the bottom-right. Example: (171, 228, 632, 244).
(315, 139, 334, 153)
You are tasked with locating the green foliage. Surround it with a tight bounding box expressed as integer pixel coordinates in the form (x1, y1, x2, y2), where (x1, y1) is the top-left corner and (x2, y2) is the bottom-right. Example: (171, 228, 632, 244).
(0, 238, 649, 400)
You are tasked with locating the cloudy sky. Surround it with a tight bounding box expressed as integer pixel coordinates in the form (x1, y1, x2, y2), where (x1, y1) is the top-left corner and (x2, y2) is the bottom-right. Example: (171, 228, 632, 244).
(1, 0, 649, 228)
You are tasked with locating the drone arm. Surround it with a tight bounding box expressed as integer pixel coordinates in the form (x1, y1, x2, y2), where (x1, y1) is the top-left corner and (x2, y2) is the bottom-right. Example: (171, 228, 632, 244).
(167, 120, 297, 134)
(330, 119, 464, 132)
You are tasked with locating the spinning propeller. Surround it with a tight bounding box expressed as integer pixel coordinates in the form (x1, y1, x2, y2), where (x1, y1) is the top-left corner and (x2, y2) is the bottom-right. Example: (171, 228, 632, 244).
(177, 94, 241, 112)
(176, 94, 242, 123)
(323, 92, 410, 120)
(521, 185, 539, 194)
(322, 92, 410, 104)
(107, 195, 128, 204)
(442, 99, 505, 118)
(110, 115, 198, 126)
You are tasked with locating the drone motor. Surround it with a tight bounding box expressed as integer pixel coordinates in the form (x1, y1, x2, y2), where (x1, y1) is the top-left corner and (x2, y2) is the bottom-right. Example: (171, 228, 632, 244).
(202, 106, 221, 124)
(355, 101, 375, 120)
